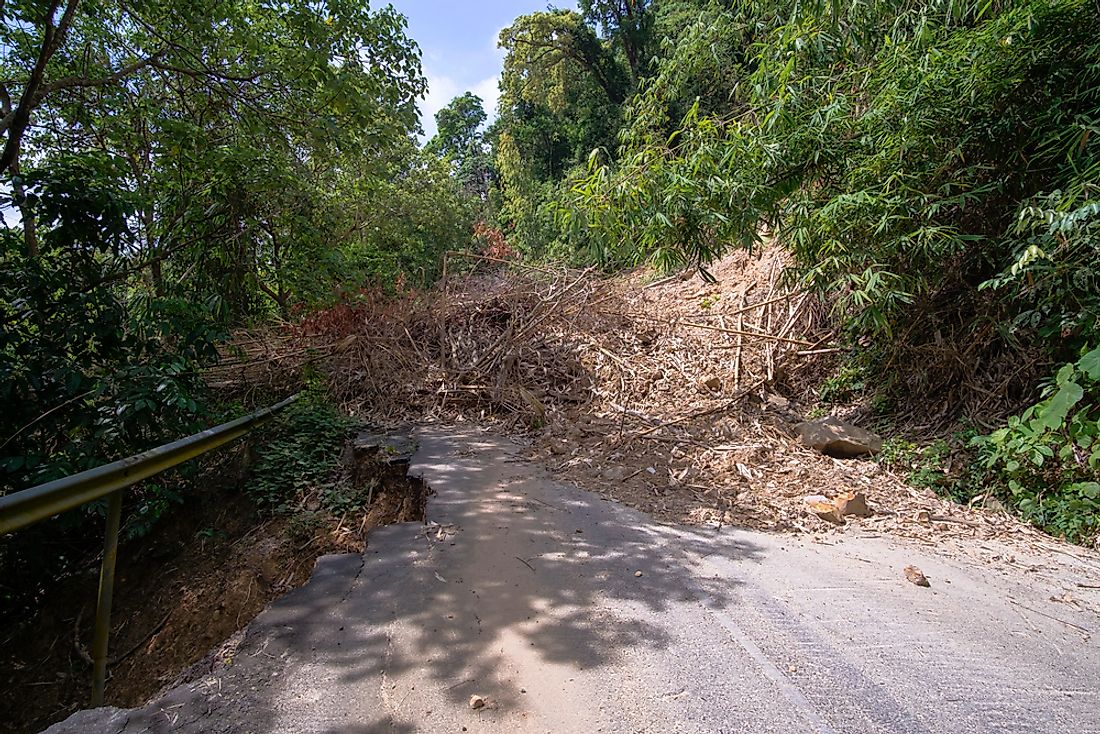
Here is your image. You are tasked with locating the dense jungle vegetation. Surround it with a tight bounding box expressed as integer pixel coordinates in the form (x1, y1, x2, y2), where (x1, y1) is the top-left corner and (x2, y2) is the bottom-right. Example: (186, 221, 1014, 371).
(1, 0, 1098, 615)
(0, 0, 475, 612)
(483, 0, 1100, 541)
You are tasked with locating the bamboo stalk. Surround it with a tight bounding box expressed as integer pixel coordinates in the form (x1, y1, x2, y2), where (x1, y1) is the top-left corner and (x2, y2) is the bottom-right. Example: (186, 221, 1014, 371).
(598, 310, 816, 347)
(734, 291, 745, 389)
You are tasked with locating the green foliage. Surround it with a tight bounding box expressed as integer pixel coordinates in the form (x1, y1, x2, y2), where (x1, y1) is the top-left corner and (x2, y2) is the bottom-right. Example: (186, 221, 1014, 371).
(126, 483, 186, 541)
(2, 0, 430, 320)
(286, 510, 325, 543)
(980, 184, 1100, 352)
(818, 363, 869, 405)
(499, 10, 629, 112)
(430, 93, 488, 156)
(321, 479, 379, 517)
(970, 347, 1100, 542)
(427, 93, 493, 198)
(878, 436, 961, 494)
(343, 146, 478, 290)
(1, 158, 221, 495)
(569, 0, 1099, 338)
(0, 0, 480, 622)
(497, 175, 592, 263)
(581, 0, 656, 80)
(247, 396, 356, 515)
(0, 0, 461, 499)
(492, 8, 632, 257)
(0, 158, 227, 617)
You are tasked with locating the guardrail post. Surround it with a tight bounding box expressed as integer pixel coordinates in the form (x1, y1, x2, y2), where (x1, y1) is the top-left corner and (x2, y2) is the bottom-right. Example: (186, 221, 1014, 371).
(0, 393, 297, 709)
(90, 489, 123, 707)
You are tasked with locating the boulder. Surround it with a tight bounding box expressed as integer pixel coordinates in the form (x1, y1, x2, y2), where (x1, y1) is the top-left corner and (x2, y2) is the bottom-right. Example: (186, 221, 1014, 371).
(835, 491, 873, 518)
(806, 500, 844, 524)
(796, 416, 882, 458)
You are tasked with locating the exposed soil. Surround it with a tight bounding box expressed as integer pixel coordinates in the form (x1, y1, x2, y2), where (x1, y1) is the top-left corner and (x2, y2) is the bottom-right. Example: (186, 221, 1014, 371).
(0, 435, 426, 734)
(207, 247, 1100, 571)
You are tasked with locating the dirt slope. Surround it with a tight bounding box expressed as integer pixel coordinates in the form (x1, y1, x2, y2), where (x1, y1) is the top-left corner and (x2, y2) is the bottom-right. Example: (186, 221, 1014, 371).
(211, 247, 1098, 577)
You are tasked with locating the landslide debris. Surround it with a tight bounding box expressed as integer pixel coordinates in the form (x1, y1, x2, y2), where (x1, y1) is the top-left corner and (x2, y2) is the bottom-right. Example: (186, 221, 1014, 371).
(209, 248, 1080, 558)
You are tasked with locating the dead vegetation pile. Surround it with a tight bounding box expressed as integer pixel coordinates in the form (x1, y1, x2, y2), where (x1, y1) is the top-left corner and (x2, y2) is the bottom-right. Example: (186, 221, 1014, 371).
(208, 250, 1073, 553)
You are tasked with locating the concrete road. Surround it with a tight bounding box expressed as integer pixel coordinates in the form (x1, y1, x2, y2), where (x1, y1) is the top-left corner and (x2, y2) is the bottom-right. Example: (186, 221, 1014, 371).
(48, 427, 1100, 734)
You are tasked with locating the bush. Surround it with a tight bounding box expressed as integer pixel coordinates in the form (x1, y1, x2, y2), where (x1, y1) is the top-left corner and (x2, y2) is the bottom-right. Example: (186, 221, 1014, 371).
(970, 347, 1100, 542)
(247, 395, 356, 514)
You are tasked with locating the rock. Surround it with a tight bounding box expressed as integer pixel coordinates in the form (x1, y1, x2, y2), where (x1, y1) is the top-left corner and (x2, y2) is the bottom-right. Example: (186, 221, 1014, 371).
(904, 565, 930, 587)
(701, 375, 722, 391)
(635, 570, 643, 577)
(796, 417, 882, 458)
(469, 695, 486, 710)
(601, 466, 625, 482)
(804, 491, 871, 522)
(806, 500, 844, 525)
(42, 707, 132, 734)
(835, 491, 873, 518)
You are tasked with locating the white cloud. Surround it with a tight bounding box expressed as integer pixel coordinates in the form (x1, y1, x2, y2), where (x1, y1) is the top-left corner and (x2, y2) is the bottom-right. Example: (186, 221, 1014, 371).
(419, 70, 501, 141)
(472, 75, 501, 124)
(419, 70, 461, 140)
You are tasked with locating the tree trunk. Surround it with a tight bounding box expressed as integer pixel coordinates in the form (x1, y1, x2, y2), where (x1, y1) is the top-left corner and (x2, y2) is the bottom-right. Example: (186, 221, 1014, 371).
(10, 158, 39, 258)
(144, 207, 164, 296)
(0, 0, 82, 174)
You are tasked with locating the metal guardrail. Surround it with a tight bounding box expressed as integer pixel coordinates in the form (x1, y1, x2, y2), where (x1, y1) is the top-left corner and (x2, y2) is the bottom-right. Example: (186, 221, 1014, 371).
(0, 393, 299, 707)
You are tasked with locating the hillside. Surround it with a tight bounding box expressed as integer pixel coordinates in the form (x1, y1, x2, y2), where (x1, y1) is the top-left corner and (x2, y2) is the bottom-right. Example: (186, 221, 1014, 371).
(208, 249, 1097, 573)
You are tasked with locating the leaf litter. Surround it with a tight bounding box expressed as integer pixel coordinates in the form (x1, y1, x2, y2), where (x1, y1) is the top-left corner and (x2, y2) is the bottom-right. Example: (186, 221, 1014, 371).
(209, 246, 1100, 591)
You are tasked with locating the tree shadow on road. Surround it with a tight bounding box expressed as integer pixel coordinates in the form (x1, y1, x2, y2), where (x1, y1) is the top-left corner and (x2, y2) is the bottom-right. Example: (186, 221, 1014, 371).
(97, 427, 768, 733)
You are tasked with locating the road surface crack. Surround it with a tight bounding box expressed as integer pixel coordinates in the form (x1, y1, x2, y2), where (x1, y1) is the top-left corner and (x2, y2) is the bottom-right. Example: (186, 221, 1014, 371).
(339, 555, 366, 605)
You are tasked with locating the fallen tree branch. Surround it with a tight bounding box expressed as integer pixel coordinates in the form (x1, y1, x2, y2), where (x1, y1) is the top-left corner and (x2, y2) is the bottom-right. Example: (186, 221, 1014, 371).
(624, 379, 768, 440)
(601, 310, 816, 347)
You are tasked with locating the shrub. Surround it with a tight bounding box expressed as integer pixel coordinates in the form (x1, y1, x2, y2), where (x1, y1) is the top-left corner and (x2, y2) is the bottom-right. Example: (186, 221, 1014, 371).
(247, 394, 356, 515)
(971, 347, 1100, 542)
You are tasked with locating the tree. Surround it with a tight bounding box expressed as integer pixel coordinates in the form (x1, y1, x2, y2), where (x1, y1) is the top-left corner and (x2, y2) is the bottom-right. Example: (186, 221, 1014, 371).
(0, 0, 426, 267)
(491, 9, 633, 257)
(429, 93, 487, 159)
(498, 10, 629, 110)
(427, 93, 493, 199)
(580, 0, 655, 80)
(0, 0, 453, 498)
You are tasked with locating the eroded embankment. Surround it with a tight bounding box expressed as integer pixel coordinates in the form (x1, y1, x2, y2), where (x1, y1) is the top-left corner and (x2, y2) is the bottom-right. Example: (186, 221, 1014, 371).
(1, 431, 426, 734)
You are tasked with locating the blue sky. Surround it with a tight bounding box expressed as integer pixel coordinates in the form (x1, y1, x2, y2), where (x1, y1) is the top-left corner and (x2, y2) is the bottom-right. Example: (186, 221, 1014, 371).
(390, 1, 551, 139)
